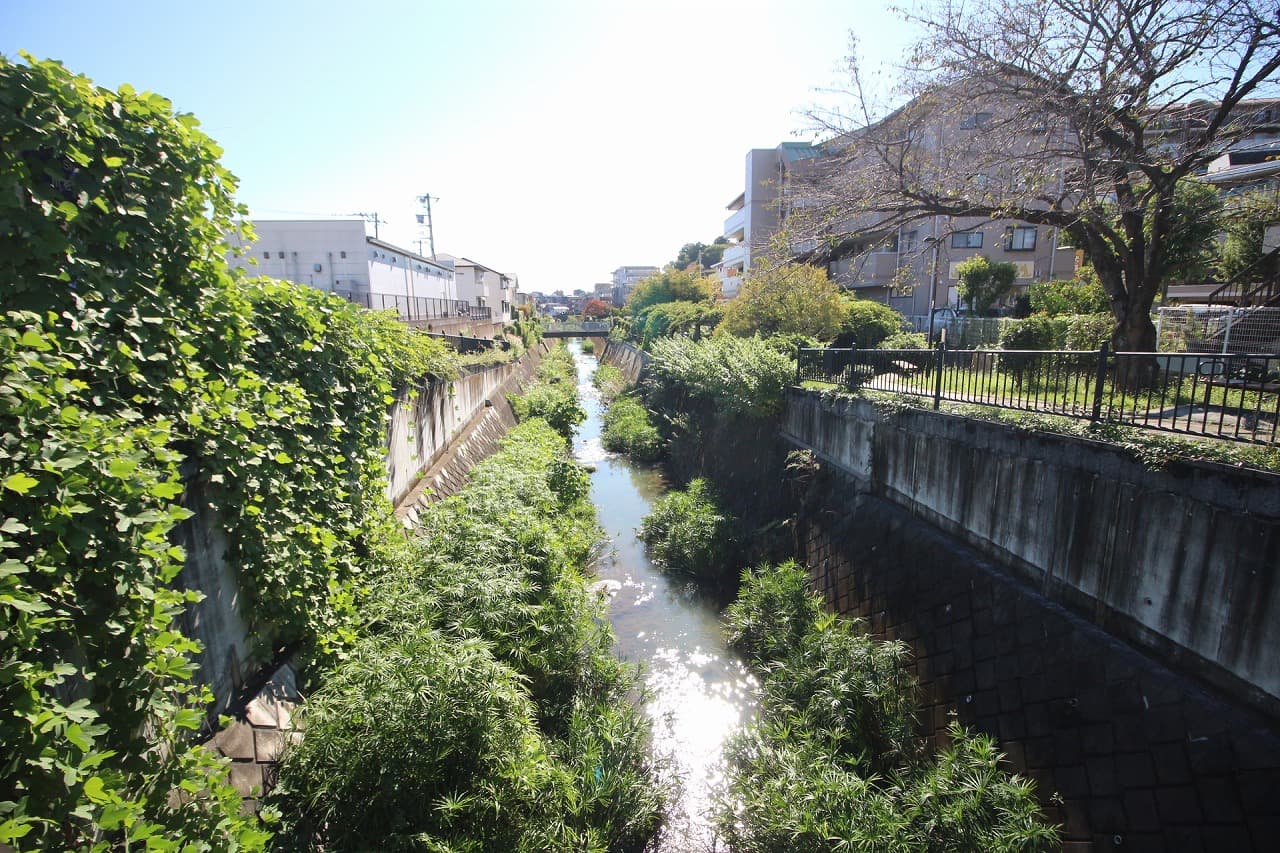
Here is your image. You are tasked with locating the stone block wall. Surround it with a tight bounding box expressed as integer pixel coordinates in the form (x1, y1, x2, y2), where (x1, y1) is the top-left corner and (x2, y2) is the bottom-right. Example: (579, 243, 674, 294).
(801, 477, 1280, 851)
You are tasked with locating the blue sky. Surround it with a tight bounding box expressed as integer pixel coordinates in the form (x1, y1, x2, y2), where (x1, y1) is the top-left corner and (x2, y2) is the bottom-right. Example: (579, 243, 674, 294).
(4, 0, 915, 293)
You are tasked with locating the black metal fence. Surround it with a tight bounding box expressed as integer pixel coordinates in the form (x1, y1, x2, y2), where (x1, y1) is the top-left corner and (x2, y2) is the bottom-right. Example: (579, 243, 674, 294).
(797, 344, 1280, 445)
(425, 332, 497, 355)
(334, 291, 494, 323)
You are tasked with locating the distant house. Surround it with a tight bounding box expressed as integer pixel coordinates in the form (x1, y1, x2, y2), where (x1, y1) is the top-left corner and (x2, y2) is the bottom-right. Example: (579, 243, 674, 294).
(714, 142, 822, 298)
(226, 219, 455, 303)
(610, 265, 659, 306)
(434, 254, 518, 322)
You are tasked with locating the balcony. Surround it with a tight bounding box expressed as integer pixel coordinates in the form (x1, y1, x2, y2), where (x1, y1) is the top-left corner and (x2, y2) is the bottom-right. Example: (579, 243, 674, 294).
(720, 242, 747, 268)
(723, 208, 746, 242)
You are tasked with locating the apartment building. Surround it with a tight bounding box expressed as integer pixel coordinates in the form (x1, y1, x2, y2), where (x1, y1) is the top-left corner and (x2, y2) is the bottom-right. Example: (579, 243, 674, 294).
(714, 142, 822, 298)
(610, 265, 659, 306)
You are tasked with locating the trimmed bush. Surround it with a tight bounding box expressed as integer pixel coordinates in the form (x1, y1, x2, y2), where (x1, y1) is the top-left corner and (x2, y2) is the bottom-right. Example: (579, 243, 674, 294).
(835, 299, 905, 348)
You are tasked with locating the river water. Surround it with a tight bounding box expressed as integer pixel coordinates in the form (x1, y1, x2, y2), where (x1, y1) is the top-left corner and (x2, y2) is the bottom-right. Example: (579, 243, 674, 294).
(569, 342, 758, 852)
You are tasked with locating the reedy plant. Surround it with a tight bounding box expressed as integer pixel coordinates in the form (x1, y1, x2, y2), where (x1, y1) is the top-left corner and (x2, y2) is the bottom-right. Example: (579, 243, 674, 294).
(716, 562, 1058, 852)
(638, 478, 736, 579)
(271, 420, 667, 851)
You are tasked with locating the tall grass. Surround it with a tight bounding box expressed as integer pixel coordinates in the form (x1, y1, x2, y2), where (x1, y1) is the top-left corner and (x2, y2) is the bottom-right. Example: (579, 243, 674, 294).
(716, 561, 1059, 852)
(638, 478, 736, 579)
(270, 420, 666, 851)
(602, 394, 665, 462)
(511, 344, 587, 438)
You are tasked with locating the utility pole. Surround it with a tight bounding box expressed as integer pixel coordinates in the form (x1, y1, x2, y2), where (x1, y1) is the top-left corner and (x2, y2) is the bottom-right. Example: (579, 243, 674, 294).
(352, 211, 385, 239)
(416, 194, 439, 259)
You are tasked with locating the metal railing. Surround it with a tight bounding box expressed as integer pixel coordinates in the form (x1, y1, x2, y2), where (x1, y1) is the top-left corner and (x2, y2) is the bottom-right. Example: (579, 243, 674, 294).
(797, 344, 1280, 444)
(1156, 306, 1280, 354)
(425, 332, 497, 354)
(334, 291, 494, 322)
(543, 319, 613, 335)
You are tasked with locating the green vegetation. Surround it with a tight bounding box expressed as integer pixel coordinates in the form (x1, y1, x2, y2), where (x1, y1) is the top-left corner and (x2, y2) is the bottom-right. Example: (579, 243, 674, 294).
(1027, 270, 1110, 316)
(836, 298, 906, 348)
(270, 421, 666, 851)
(647, 335, 794, 418)
(602, 395, 665, 462)
(591, 363, 628, 402)
(956, 255, 1019, 314)
(633, 299, 722, 348)
(0, 55, 467, 848)
(716, 562, 1058, 852)
(511, 344, 586, 438)
(719, 260, 848, 341)
(638, 478, 736, 578)
(627, 269, 714, 315)
(580, 337, 596, 355)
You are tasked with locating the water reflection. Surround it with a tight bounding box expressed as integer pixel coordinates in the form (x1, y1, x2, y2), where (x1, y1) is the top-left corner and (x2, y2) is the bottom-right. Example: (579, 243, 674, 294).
(569, 342, 757, 852)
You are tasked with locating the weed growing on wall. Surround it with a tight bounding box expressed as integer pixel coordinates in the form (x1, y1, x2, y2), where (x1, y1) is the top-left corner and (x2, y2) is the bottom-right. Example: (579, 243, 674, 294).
(716, 562, 1059, 851)
(270, 421, 667, 850)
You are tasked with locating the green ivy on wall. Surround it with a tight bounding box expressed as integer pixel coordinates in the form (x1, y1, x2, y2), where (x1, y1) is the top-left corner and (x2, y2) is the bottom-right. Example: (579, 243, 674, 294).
(0, 54, 455, 848)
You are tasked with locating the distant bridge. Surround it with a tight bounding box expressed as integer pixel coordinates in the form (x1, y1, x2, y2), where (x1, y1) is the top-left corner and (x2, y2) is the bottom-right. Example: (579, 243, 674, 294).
(543, 320, 612, 338)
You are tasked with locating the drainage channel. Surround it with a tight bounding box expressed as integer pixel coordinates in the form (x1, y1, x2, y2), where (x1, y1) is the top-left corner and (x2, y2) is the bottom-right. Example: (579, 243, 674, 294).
(569, 341, 757, 851)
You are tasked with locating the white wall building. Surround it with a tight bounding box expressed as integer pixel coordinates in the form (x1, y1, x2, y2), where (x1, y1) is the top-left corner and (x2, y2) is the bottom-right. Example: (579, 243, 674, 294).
(226, 219, 455, 303)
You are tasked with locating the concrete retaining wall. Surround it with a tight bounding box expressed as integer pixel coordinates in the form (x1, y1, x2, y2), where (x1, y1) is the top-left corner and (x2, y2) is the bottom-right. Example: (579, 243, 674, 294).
(386, 352, 540, 506)
(782, 388, 1280, 714)
(600, 339, 649, 385)
(180, 348, 544, 715)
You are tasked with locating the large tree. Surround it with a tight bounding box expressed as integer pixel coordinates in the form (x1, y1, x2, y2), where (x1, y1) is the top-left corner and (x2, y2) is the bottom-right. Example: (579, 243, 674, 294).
(797, 0, 1280, 356)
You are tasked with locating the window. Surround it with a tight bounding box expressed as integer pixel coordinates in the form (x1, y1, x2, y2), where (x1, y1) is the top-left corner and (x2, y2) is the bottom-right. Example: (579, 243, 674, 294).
(262, 251, 270, 259)
(339, 251, 347, 259)
(899, 229, 919, 253)
(950, 231, 983, 249)
(959, 111, 992, 129)
(1005, 226, 1037, 251)
(277, 252, 285, 259)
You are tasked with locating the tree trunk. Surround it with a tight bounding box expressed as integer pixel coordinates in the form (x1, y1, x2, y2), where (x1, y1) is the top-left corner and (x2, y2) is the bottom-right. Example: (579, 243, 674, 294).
(1113, 306, 1159, 388)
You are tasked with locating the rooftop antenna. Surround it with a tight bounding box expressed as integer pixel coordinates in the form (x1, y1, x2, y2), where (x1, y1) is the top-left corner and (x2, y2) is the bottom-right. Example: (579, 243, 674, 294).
(415, 194, 439, 259)
(352, 211, 385, 239)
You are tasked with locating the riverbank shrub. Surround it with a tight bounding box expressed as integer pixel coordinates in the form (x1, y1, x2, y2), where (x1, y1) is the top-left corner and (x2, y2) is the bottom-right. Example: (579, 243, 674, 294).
(602, 394, 665, 462)
(511, 344, 586, 437)
(638, 478, 735, 578)
(715, 561, 1058, 851)
(646, 335, 794, 418)
(592, 363, 629, 402)
(271, 420, 666, 850)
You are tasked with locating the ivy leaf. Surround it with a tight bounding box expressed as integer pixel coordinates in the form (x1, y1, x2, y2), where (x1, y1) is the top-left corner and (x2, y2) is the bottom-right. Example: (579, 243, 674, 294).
(102, 155, 125, 168)
(0, 594, 49, 613)
(82, 775, 110, 804)
(3, 473, 39, 495)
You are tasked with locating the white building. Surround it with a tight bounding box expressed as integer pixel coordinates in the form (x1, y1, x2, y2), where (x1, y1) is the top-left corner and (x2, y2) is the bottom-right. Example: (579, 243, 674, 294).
(226, 219, 455, 304)
(610, 265, 659, 306)
(434, 254, 517, 321)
